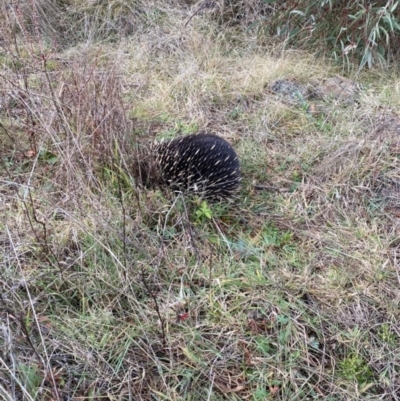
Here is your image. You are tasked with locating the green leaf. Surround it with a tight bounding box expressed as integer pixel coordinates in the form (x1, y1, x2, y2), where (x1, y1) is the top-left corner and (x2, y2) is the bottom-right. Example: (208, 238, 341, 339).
(383, 15, 394, 31)
(289, 27, 301, 38)
(391, 18, 400, 31)
(390, 1, 399, 13)
(18, 363, 42, 398)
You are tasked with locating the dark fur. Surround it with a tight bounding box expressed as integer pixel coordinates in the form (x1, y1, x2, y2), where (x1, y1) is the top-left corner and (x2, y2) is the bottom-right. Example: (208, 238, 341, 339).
(155, 133, 240, 199)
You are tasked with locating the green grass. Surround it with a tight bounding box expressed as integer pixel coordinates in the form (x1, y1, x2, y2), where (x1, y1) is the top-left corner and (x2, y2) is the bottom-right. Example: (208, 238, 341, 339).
(1, 1, 400, 400)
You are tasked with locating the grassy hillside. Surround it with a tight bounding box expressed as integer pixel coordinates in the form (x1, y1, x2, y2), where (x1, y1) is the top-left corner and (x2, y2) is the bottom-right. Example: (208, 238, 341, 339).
(1, 1, 400, 400)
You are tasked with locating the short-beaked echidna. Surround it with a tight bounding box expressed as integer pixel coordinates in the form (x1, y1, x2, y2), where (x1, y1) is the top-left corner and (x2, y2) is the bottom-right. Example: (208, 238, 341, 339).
(155, 133, 240, 199)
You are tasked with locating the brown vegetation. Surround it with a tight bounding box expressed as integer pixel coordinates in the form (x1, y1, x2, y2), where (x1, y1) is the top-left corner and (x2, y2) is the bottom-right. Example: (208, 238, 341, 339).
(1, 1, 400, 400)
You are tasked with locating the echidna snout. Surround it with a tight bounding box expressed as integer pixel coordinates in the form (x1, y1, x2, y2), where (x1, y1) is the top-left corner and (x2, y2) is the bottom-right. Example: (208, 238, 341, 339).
(155, 133, 240, 199)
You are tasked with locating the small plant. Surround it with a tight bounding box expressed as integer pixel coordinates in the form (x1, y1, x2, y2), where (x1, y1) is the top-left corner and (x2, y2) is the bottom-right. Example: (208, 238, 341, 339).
(17, 362, 43, 399)
(339, 353, 374, 386)
(253, 387, 269, 400)
(38, 148, 58, 165)
(377, 323, 398, 347)
(195, 200, 213, 222)
(261, 224, 293, 249)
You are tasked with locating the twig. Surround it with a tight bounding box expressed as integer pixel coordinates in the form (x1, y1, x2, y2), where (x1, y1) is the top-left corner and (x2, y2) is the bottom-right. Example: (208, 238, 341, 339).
(185, 1, 218, 28)
(141, 269, 167, 349)
(181, 195, 199, 262)
(117, 176, 127, 270)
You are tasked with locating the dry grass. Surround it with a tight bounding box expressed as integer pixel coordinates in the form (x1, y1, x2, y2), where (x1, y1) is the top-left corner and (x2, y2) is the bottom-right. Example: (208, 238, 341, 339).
(1, 1, 400, 400)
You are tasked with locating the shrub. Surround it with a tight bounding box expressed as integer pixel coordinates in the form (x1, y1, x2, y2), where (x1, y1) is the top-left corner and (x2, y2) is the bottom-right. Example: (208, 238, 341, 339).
(266, 0, 400, 69)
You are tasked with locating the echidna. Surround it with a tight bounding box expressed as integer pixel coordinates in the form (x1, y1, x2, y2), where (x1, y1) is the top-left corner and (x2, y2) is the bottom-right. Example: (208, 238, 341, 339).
(154, 133, 240, 199)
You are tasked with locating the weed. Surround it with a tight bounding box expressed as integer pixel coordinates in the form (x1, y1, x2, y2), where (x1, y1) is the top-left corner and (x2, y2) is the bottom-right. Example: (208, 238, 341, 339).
(195, 200, 213, 223)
